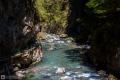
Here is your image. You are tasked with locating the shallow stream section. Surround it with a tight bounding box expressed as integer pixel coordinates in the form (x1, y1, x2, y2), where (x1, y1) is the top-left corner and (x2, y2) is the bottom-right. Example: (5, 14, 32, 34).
(23, 33, 106, 80)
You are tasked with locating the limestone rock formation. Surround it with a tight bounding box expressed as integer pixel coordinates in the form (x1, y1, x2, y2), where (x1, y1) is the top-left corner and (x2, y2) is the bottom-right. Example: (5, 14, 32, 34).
(12, 44, 43, 69)
(0, 0, 40, 57)
(55, 67, 65, 75)
(0, 0, 44, 73)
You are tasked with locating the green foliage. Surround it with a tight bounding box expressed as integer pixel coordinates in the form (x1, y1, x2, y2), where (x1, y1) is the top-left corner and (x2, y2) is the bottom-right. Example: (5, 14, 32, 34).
(86, 0, 120, 14)
(16, 43, 35, 53)
(86, 0, 99, 8)
(34, 0, 69, 33)
(85, 0, 120, 36)
(17, 49, 20, 53)
(107, 74, 117, 80)
(36, 34, 41, 42)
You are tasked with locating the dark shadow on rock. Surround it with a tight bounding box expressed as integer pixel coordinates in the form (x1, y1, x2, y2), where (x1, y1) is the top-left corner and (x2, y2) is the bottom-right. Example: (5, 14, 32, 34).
(0, 62, 18, 80)
(0, 0, 41, 79)
(0, 0, 40, 60)
(65, 0, 89, 43)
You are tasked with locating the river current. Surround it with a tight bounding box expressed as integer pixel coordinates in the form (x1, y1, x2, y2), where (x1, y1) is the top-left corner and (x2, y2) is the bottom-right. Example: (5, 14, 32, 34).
(23, 33, 106, 80)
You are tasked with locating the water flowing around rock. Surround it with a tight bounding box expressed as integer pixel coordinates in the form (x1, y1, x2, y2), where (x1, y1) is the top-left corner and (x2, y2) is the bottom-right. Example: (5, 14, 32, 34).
(23, 33, 106, 80)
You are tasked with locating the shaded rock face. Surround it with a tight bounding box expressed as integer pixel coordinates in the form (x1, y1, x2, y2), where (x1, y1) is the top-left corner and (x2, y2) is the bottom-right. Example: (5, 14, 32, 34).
(86, 41, 120, 77)
(64, 0, 120, 77)
(66, 0, 88, 42)
(0, 0, 40, 56)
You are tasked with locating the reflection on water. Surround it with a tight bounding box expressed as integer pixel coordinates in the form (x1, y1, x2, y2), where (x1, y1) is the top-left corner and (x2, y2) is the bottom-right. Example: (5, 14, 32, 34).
(23, 34, 106, 80)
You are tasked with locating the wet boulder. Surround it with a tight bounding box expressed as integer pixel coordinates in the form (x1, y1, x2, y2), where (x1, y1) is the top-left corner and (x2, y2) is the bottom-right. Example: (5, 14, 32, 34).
(16, 71, 25, 79)
(60, 34, 68, 38)
(55, 68, 65, 74)
(59, 76, 73, 80)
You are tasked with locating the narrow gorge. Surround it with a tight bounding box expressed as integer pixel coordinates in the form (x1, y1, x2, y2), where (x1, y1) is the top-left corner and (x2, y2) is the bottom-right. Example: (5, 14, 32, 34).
(0, 0, 120, 80)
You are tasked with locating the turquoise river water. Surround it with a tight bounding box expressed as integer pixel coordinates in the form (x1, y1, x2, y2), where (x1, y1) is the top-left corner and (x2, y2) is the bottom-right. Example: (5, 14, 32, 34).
(23, 34, 106, 80)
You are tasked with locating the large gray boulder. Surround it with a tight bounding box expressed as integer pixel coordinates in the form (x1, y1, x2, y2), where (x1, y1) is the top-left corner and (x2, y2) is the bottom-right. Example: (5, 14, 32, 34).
(55, 67, 65, 74)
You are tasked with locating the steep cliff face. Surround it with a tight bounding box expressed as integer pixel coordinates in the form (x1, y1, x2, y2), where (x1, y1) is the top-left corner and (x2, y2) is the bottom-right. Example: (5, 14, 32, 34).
(85, 0, 120, 77)
(66, 0, 88, 42)
(0, 0, 40, 57)
(34, 0, 69, 34)
(86, 28, 120, 77)
(64, 0, 120, 77)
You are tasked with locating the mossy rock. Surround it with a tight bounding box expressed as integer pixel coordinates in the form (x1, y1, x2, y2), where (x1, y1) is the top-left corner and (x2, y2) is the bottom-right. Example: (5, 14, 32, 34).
(65, 37, 75, 41)
(60, 34, 68, 38)
(106, 74, 117, 80)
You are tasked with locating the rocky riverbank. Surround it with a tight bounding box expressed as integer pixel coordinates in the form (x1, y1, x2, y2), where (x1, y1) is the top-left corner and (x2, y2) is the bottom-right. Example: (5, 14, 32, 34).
(0, 42, 43, 79)
(0, 0, 43, 79)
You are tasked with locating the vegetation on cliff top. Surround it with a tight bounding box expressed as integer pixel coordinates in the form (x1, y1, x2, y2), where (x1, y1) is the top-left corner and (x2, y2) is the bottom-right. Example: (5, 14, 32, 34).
(85, 0, 120, 51)
(34, 0, 69, 33)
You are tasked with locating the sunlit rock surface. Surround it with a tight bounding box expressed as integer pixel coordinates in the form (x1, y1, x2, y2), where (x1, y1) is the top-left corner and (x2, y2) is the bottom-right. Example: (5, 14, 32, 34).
(12, 44, 43, 69)
(55, 67, 65, 74)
